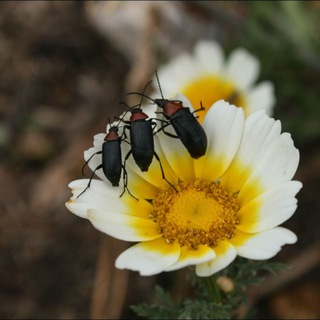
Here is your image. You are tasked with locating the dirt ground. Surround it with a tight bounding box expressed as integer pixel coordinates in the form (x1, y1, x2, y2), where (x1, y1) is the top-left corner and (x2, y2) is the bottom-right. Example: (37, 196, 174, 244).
(0, 2, 319, 319)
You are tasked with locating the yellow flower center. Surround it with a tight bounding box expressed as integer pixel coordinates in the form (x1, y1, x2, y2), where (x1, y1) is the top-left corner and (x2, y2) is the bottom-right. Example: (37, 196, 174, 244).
(181, 75, 246, 123)
(151, 180, 240, 249)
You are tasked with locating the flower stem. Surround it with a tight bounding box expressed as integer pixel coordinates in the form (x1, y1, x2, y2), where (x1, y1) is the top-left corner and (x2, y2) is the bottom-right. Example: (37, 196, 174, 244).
(204, 276, 222, 303)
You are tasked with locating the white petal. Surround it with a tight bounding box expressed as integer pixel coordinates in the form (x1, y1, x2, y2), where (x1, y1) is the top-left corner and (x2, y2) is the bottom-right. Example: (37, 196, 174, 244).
(141, 103, 157, 119)
(66, 179, 126, 218)
(157, 132, 196, 182)
(93, 133, 105, 148)
(66, 201, 89, 218)
(237, 181, 302, 233)
(155, 54, 200, 98)
(196, 241, 237, 277)
(232, 227, 297, 260)
(68, 178, 125, 199)
(115, 238, 181, 276)
(120, 133, 178, 196)
(125, 167, 160, 199)
(239, 132, 300, 204)
(87, 209, 161, 242)
(67, 178, 160, 232)
(194, 40, 224, 74)
(226, 48, 260, 90)
(165, 245, 216, 272)
(247, 81, 276, 116)
(83, 147, 106, 182)
(221, 111, 282, 192)
(197, 100, 244, 180)
(114, 133, 160, 198)
(175, 93, 196, 112)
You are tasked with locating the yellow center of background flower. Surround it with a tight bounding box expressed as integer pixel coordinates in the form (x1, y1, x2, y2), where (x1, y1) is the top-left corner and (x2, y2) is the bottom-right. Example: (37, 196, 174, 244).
(151, 180, 240, 249)
(182, 75, 246, 123)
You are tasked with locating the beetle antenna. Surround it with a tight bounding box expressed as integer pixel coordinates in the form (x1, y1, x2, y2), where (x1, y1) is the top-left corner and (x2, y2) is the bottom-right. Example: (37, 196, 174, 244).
(126, 91, 155, 103)
(119, 101, 131, 110)
(119, 101, 141, 110)
(116, 102, 141, 125)
(126, 78, 153, 104)
(154, 69, 164, 99)
(138, 79, 153, 107)
(113, 107, 127, 127)
(81, 151, 101, 175)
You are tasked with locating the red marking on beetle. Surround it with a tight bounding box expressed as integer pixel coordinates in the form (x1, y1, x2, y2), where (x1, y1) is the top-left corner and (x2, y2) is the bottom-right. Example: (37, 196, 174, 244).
(162, 100, 183, 117)
(104, 131, 119, 141)
(104, 127, 119, 141)
(130, 109, 149, 122)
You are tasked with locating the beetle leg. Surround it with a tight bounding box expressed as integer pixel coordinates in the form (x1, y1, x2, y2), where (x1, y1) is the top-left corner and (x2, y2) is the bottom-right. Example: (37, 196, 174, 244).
(154, 121, 179, 138)
(81, 151, 102, 175)
(77, 164, 103, 198)
(150, 120, 163, 134)
(122, 149, 133, 177)
(151, 117, 169, 133)
(161, 130, 179, 139)
(120, 126, 130, 141)
(192, 101, 206, 114)
(150, 117, 168, 123)
(119, 165, 139, 201)
(115, 116, 130, 125)
(124, 148, 132, 162)
(150, 121, 157, 132)
(159, 125, 180, 138)
(121, 139, 131, 146)
(154, 152, 177, 192)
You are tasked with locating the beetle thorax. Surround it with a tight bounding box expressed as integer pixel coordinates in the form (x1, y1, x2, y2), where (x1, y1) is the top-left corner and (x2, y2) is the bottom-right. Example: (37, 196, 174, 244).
(130, 109, 149, 122)
(162, 100, 183, 117)
(105, 127, 119, 141)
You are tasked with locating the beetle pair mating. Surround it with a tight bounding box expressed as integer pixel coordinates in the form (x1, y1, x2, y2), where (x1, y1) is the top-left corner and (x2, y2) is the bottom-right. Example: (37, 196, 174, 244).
(78, 72, 208, 199)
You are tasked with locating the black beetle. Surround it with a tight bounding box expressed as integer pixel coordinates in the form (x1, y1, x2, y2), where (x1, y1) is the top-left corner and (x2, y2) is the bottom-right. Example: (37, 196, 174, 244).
(117, 80, 156, 172)
(155, 99, 207, 159)
(128, 71, 208, 159)
(118, 104, 176, 191)
(77, 121, 137, 200)
(117, 77, 177, 192)
(122, 107, 155, 172)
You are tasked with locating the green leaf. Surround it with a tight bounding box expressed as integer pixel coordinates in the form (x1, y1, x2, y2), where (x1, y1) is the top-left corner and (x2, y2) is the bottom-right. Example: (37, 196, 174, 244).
(178, 300, 231, 320)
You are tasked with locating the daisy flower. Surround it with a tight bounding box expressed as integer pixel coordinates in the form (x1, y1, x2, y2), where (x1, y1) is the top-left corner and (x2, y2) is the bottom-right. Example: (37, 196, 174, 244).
(66, 96, 301, 277)
(154, 40, 275, 122)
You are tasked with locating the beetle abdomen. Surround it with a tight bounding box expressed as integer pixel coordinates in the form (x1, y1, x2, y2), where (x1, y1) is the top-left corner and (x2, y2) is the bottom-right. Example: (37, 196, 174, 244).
(130, 121, 154, 171)
(171, 108, 207, 159)
(102, 141, 122, 186)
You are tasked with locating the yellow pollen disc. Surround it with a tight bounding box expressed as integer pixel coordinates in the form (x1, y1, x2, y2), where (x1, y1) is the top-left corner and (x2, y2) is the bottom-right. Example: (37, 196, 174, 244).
(151, 180, 240, 249)
(181, 75, 247, 123)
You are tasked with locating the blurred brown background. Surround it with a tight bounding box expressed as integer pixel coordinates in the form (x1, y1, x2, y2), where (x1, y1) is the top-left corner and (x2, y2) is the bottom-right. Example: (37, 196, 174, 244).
(0, 1, 319, 319)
